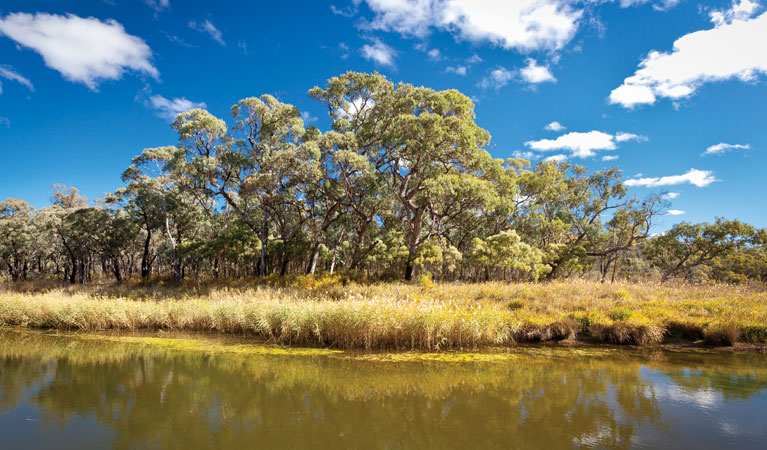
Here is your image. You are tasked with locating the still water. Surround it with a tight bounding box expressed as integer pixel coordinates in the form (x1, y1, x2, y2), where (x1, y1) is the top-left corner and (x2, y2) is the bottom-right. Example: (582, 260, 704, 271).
(1, 329, 766, 449)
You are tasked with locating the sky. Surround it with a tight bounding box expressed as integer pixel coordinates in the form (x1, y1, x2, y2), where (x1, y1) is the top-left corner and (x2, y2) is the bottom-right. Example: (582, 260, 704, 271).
(1, 0, 765, 230)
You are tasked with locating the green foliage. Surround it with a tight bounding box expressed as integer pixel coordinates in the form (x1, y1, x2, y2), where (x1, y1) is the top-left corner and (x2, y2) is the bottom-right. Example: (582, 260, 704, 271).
(1, 72, 765, 287)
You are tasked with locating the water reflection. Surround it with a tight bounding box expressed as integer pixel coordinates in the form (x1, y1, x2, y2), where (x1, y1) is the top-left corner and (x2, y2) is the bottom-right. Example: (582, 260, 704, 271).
(1, 330, 766, 449)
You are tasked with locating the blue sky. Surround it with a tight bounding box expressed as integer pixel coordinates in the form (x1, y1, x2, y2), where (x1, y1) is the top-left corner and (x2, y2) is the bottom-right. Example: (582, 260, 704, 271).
(1, 0, 765, 229)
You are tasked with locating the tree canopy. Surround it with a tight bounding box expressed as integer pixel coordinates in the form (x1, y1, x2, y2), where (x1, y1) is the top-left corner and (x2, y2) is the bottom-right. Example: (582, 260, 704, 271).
(1, 72, 764, 285)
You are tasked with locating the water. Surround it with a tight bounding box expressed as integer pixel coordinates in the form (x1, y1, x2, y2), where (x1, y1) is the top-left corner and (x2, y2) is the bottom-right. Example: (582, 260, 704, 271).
(1, 330, 766, 449)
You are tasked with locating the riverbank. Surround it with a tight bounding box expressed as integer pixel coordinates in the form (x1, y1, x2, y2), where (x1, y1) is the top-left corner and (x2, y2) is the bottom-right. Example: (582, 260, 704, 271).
(1, 279, 766, 349)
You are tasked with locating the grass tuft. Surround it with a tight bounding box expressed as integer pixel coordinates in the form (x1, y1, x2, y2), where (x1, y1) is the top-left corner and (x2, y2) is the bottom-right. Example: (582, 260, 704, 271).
(1, 279, 765, 350)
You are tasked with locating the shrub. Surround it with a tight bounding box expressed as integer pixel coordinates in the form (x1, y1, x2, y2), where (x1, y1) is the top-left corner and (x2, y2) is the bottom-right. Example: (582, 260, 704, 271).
(609, 308, 633, 321)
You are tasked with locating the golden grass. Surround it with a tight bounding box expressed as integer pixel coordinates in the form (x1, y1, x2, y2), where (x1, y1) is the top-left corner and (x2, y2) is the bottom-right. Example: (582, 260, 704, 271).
(1, 277, 765, 349)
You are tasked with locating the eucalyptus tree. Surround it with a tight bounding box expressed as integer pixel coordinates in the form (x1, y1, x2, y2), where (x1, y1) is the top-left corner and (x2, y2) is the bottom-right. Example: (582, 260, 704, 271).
(90, 207, 139, 282)
(0, 198, 37, 280)
(511, 163, 633, 279)
(167, 97, 317, 276)
(310, 72, 495, 280)
(586, 194, 664, 282)
(49, 185, 91, 283)
(120, 146, 204, 281)
(468, 230, 550, 281)
(311, 130, 392, 273)
(645, 219, 760, 283)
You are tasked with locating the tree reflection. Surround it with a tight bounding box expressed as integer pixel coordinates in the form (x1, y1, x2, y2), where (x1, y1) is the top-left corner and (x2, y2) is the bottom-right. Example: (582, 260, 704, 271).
(1, 331, 766, 450)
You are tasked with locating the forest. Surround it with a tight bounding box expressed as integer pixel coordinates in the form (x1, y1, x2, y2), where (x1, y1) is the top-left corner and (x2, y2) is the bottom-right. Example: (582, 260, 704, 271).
(1, 72, 766, 286)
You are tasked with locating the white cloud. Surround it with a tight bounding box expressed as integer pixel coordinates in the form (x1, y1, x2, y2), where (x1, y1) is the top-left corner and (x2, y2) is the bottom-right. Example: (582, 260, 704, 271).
(338, 42, 351, 59)
(427, 48, 441, 60)
(609, 3, 767, 108)
(526, 129, 646, 159)
(301, 111, 318, 124)
(446, 65, 467, 75)
(624, 169, 718, 187)
(512, 150, 537, 160)
(667, 209, 686, 215)
(331, 4, 358, 17)
(602, 155, 619, 161)
(149, 95, 206, 120)
(466, 53, 482, 64)
(144, 0, 170, 14)
(544, 154, 568, 162)
(519, 58, 555, 84)
(663, 192, 680, 199)
(361, 39, 396, 67)
(189, 19, 225, 46)
(0, 65, 34, 93)
(615, 132, 647, 142)
(0, 12, 158, 90)
(526, 130, 616, 158)
(703, 142, 750, 155)
(478, 66, 513, 89)
(544, 121, 566, 131)
(710, 0, 760, 26)
(618, 0, 681, 11)
(354, 0, 582, 52)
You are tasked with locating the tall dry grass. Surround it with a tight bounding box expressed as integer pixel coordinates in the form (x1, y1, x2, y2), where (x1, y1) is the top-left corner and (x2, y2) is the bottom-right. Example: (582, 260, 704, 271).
(1, 277, 765, 349)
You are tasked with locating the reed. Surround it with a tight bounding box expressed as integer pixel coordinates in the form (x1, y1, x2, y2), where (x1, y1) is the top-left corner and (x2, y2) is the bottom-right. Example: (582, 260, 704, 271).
(1, 277, 765, 349)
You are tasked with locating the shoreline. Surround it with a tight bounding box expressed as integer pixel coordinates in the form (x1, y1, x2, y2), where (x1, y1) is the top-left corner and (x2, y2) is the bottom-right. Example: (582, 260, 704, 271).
(3, 327, 766, 358)
(2, 280, 766, 351)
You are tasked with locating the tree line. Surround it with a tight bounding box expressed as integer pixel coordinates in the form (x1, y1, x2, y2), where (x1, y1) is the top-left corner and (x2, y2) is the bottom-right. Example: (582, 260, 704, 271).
(2, 72, 765, 285)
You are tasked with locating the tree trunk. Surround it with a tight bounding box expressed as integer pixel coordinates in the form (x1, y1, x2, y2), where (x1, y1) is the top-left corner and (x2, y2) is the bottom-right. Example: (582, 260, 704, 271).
(170, 246, 182, 282)
(660, 269, 674, 284)
(112, 258, 122, 283)
(141, 228, 152, 278)
(77, 258, 85, 284)
(404, 262, 415, 281)
(258, 211, 268, 277)
(403, 207, 425, 281)
(68, 254, 77, 284)
(306, 243, 321, 275)
(329, 248, 338, 275)
(280, 257, 289, 277)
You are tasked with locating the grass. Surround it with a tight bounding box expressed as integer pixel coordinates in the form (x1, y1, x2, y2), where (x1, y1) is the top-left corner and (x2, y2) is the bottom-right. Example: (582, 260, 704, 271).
(1, 277, 766, 350)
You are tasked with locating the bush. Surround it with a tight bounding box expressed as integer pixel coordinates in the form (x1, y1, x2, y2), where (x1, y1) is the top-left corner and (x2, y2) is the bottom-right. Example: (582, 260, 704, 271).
(609, 308, 633, 321)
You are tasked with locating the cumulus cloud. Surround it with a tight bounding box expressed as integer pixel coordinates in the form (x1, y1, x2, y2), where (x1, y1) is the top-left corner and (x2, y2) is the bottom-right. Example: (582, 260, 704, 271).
(609, 1, 767, 108)
(667, 209, 686, 215)
(477, 67, 513, 90)
(149, 95, 206, 120)
(624, 169, 718, 187)
(353, 0, 581, 52)
(512, 150, 537, 160)
(527, 130, 615, 158)
(663, 192, 680, 199)
(189, 19, 225, 46)
(0, 12, 158, 90)
(602, 155, 619, 161)
(0, 64, 34, 93)
(710, 0, 760, 26)
(703, 142, 750, 155)
(615, 132, 647, 142)
(544, 154, 568, 162)
(446, 65, 467, 75)
(520, 58, 556, 84)
(544, 121, 566, 131)
(525, 129, 644, 159)
(427, 48, 442, 60)
(361, 39, 396, 67)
